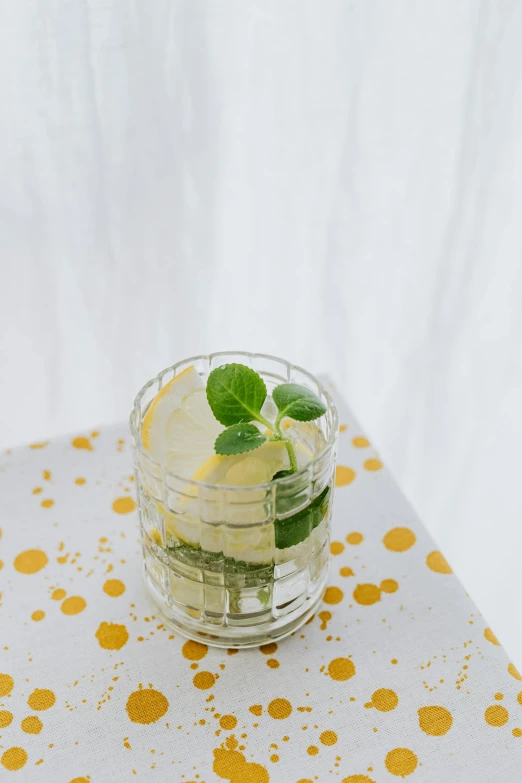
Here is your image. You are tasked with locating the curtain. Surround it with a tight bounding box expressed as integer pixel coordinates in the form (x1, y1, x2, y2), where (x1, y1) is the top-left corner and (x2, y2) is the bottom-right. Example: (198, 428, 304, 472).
(1, 0, 521, 656)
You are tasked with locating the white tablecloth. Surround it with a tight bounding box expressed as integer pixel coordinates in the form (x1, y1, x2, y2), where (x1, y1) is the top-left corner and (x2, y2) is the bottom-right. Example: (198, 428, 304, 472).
(1, 383, 521, 781)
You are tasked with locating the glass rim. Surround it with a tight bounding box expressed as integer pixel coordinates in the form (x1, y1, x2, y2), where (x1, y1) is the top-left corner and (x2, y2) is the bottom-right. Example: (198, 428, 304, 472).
(129, 351, 339, 492)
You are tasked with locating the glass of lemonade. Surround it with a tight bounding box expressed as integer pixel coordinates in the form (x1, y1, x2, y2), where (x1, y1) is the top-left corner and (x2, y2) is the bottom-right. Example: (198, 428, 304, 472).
(130, 352, 338, 648)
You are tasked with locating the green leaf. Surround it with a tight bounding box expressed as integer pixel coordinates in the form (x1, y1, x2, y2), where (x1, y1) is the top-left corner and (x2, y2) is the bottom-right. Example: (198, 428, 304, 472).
(166, 539, 274, 579)
(272, 469, 294, 480)
(257, 586, 271, 607)
(272, 383, 326, 422)
(215, 423, 268, 455)
(275, 485, 330, 549)
(206, 364, 267, 426)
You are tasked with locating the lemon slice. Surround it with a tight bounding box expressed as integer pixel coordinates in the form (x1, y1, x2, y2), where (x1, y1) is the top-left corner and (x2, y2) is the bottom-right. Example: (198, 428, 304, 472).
(192, 441, 287, 486)
(142, 365, 223, 478)
(142, 370, 323, 564)
(166, 439, 302, 558)
(192, 425, 318, 485)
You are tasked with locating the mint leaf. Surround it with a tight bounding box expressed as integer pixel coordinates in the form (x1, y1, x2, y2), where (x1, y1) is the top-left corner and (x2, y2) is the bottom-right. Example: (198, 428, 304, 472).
(272, 469, 294, 480)
(272, 383, 326, 422)
(257, 586, 271, 607)
(207, 364, 268, 426)
(275, 485, 330, 549)
(214, 423, 267, 455)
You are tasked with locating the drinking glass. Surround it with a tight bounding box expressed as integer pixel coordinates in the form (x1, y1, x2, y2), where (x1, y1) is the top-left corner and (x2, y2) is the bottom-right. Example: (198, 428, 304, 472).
(130, 352, 339, 648)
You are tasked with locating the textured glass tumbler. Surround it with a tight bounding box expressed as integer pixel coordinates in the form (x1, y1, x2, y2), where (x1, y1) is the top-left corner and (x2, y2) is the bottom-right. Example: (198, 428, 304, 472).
(130, 352, 339, 648)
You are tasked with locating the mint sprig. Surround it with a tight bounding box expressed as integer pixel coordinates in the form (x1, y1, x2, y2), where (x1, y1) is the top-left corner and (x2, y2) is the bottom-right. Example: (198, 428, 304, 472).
(206, 363, 326, 473)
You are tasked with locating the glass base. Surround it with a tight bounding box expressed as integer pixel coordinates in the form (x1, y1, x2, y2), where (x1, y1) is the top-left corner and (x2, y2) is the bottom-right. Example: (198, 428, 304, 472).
(142, 560, 328, 649)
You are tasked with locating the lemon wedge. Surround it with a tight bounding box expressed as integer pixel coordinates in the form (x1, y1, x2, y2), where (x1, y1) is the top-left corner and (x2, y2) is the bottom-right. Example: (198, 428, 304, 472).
(142, 365, 224, 478)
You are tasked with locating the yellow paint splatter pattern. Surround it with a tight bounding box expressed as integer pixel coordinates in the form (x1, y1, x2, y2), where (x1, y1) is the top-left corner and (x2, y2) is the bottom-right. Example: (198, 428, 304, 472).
(126, 688, 169, 724)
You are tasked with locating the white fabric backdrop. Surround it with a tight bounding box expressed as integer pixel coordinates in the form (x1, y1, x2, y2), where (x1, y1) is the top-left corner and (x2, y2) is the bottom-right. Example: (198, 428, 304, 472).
(1, 1, 521, 659)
